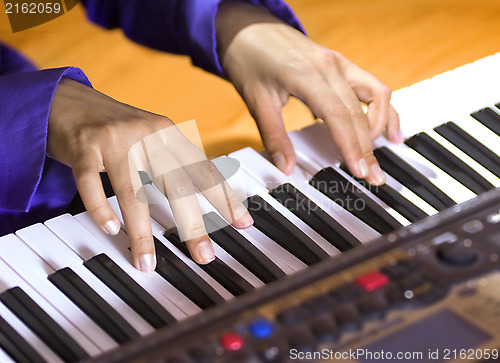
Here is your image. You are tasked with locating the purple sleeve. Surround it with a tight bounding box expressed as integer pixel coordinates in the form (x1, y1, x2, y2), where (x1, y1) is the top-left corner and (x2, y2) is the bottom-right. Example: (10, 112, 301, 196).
(81, 0, 305, 77)
(0, 64, 92, 234)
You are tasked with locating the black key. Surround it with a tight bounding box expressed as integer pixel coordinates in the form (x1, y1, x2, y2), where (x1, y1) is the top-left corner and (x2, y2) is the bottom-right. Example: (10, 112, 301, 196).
(471, 108, 500, 136)
(0, 287, 88, 362)
(0, 314, 46, 363)
(164, 233, 255, 297)
(49, 267, 140, 344)
(434, 122, 500, 178)
(310, 167, 403, 234)
(204, 212, 286, 284)
(374, 147, 456, 211)
(246, 195, 330, 265)
(496, 103, 500, 110)
(340, 165, 428, 223)
(405, 133, 494, 194)
(270, 183, 361, 252)
(154, 237, 225, 310)
(84, 253, 176, 329)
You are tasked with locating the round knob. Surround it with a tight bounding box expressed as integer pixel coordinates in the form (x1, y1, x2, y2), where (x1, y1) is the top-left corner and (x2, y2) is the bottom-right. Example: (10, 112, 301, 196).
(436, 240, 478, 266)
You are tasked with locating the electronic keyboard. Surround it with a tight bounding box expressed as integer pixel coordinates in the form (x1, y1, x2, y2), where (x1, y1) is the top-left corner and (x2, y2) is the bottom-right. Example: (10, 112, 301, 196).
(0, 53, 499, 363)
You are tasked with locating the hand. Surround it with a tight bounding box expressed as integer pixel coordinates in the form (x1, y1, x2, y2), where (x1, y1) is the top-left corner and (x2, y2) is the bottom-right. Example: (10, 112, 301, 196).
(215, 2, 403, 185)
(48, 78, 253, 271)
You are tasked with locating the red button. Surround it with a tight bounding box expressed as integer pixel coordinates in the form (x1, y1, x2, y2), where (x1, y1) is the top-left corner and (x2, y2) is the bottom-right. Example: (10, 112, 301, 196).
(220, 332, 244, 351)
(355, 270, 389, 292)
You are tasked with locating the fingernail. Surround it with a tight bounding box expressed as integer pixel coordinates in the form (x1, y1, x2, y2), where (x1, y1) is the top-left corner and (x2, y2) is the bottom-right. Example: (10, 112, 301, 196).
(104, 220, 120, 235)
(237, 212, 254, 228)
(271, 153, 287, 172)
(371, 164, 386, 184)
(357, 159, 369, 177)
(139, 253, 156, 273)
(395, 129, 405, 143)
(197, 240, 215, 264)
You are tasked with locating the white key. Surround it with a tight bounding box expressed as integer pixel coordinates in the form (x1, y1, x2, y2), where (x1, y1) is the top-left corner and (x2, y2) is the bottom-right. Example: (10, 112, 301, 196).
(0, 248, 100, 356)
(16, 216, 153, 337)
(65, 213, 199, 318)
(0, 301, 63, 363)
(426, 129, 500, 187)
(140, 186, 264, 288)
(2, 229, 118, 352)
(0, 348, 16, 363)
(391, 53, 500, 137)
(226, 160, 341, 255)
(383, 173, 438, 217)
(203, 159, 323, 271)
(452, 115, 500, 159)
(374, 139, 477, 204)
(229, 147, 380, 242)
(142, 182, 300, 274)
(106, 194, 238, 300)
(288, 124, 411, 225)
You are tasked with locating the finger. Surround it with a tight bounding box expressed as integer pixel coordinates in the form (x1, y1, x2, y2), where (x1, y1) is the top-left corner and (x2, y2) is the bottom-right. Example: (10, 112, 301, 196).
(385, 105, 403, 143)
(325, 76, 386, 185)
(158, 128, 253, 229)
(246, 88, 296, 175)
(105, 150, 156, 273)
(343, 62, 404, 143)
(288, 78, 369, 180)
(185, 158, 253, 229)
(160, 167, 215, 265)
(142, 133, 215, 265)
(72, 154, 121, 236)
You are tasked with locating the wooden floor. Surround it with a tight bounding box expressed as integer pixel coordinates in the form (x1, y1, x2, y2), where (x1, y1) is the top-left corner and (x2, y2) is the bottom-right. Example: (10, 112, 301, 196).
(1, 0, 499, 158)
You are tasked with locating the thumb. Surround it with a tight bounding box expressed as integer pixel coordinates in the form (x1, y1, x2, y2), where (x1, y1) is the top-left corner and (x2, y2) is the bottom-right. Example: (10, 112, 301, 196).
(247, 94, 296, 175)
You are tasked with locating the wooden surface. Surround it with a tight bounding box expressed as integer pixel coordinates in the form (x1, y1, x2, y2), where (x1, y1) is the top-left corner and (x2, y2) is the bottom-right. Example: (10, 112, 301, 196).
(1, 0, 499, 158)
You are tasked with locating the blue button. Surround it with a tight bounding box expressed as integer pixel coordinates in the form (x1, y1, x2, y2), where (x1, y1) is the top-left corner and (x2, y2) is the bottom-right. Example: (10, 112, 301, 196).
(249, 318, 273, 338)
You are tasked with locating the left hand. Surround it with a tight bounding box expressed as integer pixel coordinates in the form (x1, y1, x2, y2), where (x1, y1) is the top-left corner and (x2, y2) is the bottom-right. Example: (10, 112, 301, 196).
(215, 1, 403, 185)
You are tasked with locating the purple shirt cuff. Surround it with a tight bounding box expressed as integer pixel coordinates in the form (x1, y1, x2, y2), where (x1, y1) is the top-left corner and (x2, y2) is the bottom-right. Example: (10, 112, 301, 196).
(0, 67, 91, 212)
(81, 0, 305, 77)
(184, 0, 306, 77)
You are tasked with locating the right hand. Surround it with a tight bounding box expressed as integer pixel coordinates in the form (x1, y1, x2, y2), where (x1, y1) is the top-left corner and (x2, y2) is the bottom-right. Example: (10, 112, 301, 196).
(48, 77, 253, 272)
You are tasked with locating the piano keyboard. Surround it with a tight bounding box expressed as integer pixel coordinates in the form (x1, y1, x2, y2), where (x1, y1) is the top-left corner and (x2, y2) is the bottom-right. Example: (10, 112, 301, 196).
(0, 53, 499, 362)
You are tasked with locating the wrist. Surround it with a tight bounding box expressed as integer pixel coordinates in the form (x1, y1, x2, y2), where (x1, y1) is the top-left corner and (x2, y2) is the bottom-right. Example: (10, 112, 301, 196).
(215, 1, 283, 66)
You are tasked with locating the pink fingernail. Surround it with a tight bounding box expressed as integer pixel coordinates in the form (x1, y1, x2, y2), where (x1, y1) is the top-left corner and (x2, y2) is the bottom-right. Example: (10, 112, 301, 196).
(371, 164, 386, 185)
(139, 253, 156, 273)
(197, 240, 215, 264)
(236, 211, 254, 228)
(396, 129, 405, 143)
(357, 159, 369, 177)
(104, 220, 120, 235)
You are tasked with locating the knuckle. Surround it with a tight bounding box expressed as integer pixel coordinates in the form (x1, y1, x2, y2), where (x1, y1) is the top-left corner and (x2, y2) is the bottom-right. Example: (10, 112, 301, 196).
(86, 199, 111, 218)
(150, 115, 174, 130)
(131, 234, 153, 251)
(362, 150, 377, 162)
(128, 118, 155, 138)
(316, 48, 345, 69)
(188, 224, 207, 239)
(329, 103, 351, 121)
(376, 84, 392, 100)
(117, 185, 140, 204)
(259, 128, 286, 145)
(171, 173, 194, 198)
